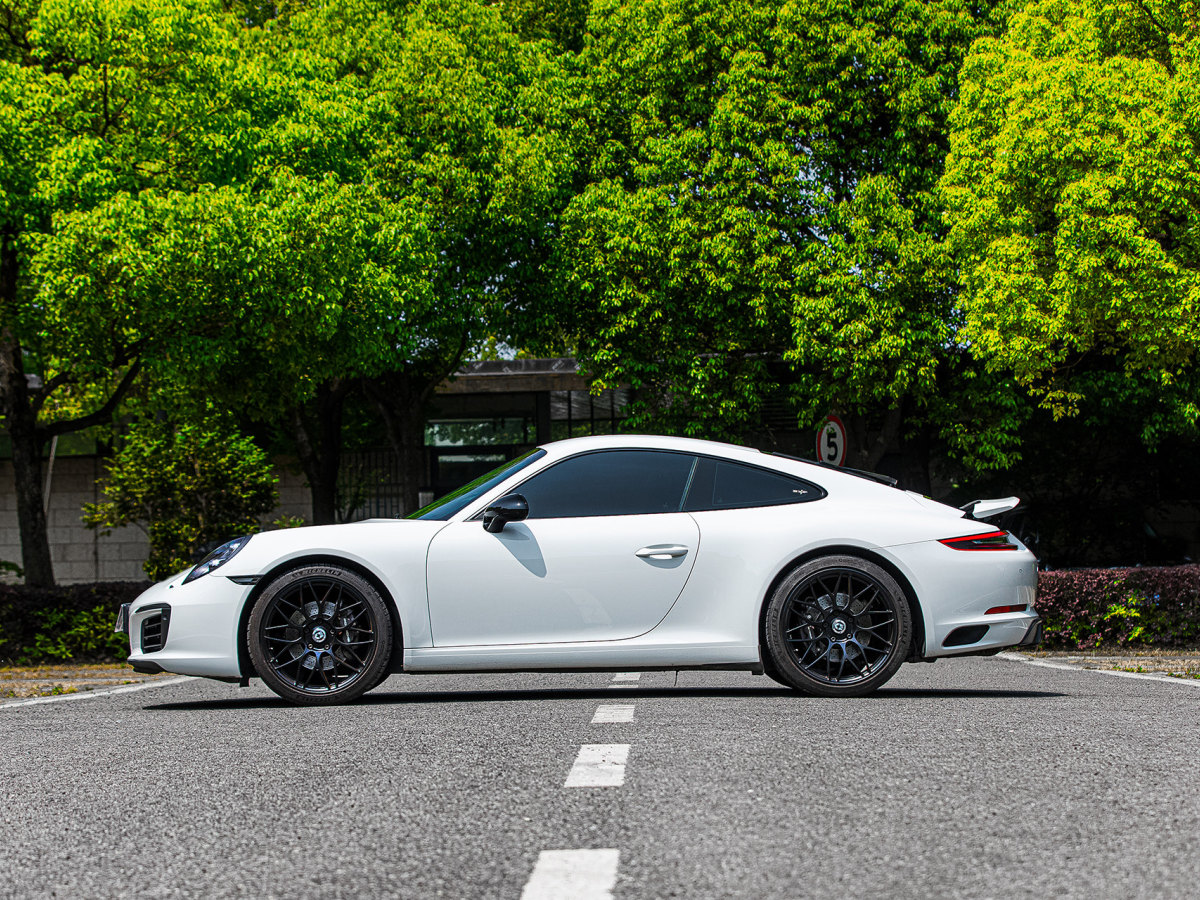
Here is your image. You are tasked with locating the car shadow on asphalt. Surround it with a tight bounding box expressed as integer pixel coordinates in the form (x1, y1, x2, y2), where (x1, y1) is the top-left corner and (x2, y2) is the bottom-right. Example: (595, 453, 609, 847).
(144, 685, 1065, 711)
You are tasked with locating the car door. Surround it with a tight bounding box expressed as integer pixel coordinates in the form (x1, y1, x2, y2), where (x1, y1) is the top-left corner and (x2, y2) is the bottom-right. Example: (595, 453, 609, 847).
(426, 450, 701, 646)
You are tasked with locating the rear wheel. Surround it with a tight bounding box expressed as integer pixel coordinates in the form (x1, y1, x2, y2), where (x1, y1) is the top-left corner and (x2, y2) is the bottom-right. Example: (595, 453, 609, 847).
(248, 564, 392, 706)
(764, 555, 911, 697)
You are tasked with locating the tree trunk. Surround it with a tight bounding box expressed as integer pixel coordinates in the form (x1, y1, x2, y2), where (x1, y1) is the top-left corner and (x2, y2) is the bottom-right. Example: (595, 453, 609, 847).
(0, 331, 55, 587)
(1, 232, 140, 585)
(288, 380, 350, 526)
(1, 230, 55, 585)
(366, 373, 431, 516)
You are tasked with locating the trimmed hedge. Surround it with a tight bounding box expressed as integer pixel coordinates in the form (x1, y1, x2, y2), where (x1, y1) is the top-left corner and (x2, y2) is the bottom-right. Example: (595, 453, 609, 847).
(0, 582, 149, 666)
(1036, 564, 1200, 649)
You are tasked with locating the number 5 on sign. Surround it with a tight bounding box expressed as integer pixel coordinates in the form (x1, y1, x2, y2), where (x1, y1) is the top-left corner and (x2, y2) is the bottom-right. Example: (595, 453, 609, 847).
(816, 415, 847, 467)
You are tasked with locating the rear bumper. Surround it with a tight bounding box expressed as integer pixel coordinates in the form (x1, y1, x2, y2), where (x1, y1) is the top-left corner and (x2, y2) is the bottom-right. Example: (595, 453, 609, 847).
(1018, 615, 1044, 647)
(933, 614, 1044, 658)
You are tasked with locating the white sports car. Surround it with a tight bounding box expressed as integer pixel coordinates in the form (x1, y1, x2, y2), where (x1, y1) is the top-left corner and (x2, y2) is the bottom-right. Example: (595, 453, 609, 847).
(117, 435, 1041, 705)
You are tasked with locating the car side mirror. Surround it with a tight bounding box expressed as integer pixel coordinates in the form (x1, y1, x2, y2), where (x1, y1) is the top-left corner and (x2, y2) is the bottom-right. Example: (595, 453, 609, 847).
(482, 494, 529, 533)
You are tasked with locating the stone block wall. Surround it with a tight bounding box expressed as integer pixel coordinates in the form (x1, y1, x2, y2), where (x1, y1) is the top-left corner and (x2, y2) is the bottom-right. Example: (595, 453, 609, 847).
(1, 456, 311, 585)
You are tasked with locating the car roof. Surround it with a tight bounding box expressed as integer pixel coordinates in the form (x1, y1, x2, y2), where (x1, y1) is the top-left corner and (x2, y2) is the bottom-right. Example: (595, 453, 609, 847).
(535, 434, 902, 497)
(537, 433, 764, 462)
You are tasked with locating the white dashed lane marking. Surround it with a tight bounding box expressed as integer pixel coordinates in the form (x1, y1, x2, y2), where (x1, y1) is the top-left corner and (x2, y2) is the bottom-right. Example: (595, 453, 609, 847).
(520, 849, 620, 900)
(592, 704, 635, 723)
(608, 671, 641, 688)
(565, 744, 630, 787)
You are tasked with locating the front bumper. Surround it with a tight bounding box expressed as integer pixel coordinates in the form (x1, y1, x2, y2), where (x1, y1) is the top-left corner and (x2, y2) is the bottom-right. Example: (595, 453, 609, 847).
(123, 572, 252, 678)
(114, 603, 130, 635)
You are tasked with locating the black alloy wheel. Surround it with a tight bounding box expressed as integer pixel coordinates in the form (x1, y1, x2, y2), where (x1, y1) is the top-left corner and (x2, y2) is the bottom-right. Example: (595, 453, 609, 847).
(248, 564, 393, 706)
(764, 555, 912, 697)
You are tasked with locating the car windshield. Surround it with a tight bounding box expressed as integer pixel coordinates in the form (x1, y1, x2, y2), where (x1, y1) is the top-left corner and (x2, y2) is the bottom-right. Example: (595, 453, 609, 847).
(408, 449, 546, 521)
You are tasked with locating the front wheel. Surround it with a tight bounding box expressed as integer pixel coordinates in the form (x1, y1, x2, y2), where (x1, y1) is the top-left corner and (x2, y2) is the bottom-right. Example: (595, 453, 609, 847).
(248, 564, 393, 706)
(763, 555, 911, 697)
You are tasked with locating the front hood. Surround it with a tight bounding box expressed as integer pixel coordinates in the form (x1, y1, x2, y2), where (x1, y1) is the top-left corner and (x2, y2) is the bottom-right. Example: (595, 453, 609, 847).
(218, 518, 445, 578)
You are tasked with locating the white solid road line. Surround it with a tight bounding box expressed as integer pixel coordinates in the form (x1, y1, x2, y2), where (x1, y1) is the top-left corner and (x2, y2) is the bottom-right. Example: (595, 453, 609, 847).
(565, 744, 630, 787)
(520, 849, 620, 900)
(592, 704, 635, 723)
(997, 652, 1200, 688)
(0, 675, 197, 710)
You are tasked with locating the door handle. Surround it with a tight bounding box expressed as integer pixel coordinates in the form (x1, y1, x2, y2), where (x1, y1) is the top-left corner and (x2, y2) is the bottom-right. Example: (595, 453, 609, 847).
(636, 545, 690, 560)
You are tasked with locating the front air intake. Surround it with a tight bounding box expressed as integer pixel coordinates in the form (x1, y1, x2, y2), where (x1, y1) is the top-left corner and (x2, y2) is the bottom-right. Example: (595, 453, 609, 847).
(140, 605, 171, 653)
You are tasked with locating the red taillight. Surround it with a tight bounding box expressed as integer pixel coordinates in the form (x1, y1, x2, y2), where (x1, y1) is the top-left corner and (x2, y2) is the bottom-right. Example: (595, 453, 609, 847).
(938, 530, 1018, 551)
(985, 604, 1028, 615)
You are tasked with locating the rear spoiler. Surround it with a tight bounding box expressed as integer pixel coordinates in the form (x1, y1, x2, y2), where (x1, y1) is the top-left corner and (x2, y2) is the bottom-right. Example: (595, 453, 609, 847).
(959, 497, 1021, 520)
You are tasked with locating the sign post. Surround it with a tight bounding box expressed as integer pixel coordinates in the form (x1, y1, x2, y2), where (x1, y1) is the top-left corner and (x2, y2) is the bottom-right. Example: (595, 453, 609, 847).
(816, 415, 847, 467)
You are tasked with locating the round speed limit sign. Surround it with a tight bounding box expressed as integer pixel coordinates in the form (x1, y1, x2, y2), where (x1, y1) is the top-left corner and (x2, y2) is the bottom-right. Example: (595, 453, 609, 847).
(816, 415, 847, 467)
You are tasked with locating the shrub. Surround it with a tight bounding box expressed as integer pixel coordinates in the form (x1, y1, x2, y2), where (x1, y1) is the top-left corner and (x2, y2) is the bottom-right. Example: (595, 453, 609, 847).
(0, 582, 149, 665)
(83, 417, 278, 580)
(1036, 565, 1200, 650)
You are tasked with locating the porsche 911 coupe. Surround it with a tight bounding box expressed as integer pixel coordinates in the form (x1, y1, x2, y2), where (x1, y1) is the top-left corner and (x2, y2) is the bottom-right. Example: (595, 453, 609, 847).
(116, 435, 1041, 705)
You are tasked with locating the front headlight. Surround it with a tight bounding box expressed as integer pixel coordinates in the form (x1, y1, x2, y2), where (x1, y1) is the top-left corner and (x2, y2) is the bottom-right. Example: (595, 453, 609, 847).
(182, 535, 252, 584)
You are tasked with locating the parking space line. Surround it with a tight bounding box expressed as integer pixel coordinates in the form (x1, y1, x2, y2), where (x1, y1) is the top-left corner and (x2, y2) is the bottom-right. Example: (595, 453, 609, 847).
(611, 672, 641, 682)
(565, 744, 629, 787)
(592, 704, 635, 723)
(520, 849, 619, 899)
(0, 676, 196, 710)
(997, 652, 1200, 688)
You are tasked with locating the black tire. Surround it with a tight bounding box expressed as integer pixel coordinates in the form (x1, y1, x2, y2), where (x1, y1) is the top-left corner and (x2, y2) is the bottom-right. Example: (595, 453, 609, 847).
(759, 655, 795, 689)
(764, 555, 911, 697)
(248, 564, 393, 706)
(365, 665, 393, 693)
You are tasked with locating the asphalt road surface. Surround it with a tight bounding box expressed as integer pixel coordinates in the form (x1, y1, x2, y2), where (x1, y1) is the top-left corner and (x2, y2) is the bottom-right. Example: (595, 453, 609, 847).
(2, 657, 1198, 899)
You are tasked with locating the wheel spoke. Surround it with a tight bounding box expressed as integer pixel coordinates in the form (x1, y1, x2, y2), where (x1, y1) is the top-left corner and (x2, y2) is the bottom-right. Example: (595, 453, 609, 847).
(260, 578, 378, 695)
(783, 567, 898, 686)
(858, 619, 895, 632)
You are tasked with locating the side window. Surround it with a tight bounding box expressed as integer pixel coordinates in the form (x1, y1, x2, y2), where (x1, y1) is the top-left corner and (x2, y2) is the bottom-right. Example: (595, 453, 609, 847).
(683, 458, 825, 511)
(516, 451, 697, 518)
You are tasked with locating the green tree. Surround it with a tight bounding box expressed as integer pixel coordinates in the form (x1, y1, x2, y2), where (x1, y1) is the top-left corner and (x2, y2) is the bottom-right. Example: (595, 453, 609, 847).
(0, 0, 256, 584)
(35, 174, 439, 525)
(942, 0, 1200, 437)
(536, 0, 1019, 479)
(9, 0, 563, 549)
(272, 0, 571, 511)
(83, 416, 277, 580)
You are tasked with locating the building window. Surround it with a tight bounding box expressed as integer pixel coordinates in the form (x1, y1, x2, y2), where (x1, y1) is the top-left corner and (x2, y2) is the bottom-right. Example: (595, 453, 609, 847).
(549, 389, 631, 440)
(425, 418, 536, 447)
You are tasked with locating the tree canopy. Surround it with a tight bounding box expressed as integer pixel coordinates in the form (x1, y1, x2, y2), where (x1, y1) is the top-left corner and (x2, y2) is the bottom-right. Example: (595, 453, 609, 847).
(532, 0, 1024, 477)
(942, 0, 1200, 438)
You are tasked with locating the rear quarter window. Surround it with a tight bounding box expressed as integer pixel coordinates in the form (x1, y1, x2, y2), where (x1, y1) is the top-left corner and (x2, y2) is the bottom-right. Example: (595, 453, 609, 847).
(683, 458, 826, 511)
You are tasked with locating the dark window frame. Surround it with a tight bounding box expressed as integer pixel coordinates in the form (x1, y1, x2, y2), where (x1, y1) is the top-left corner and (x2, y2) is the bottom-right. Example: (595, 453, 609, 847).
(470, 449, 826, 521)
(473, 448, 697, 520)
(683, 456, 827, 512)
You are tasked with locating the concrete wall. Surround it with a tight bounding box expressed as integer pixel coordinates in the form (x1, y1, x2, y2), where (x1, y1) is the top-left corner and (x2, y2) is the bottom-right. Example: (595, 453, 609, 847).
(1, 457, 311, 585)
